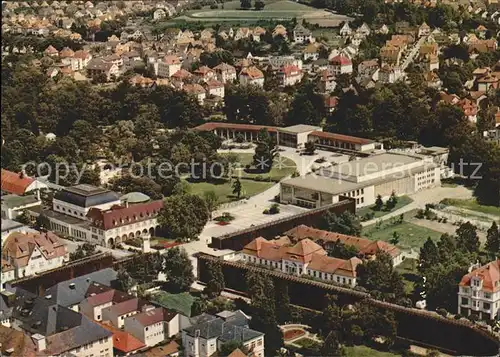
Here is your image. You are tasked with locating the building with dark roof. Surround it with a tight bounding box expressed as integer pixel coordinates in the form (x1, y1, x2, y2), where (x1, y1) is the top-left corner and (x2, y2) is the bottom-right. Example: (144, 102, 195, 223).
(5, 287, 113, 356)
(181, 310, 264, 357)
(101, 298, 154, 329)
(53, 184, 121, 219)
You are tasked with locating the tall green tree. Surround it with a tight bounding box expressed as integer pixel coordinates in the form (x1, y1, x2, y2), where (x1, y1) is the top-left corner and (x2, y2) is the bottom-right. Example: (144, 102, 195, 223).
(317, 211, 362, 236)
(418, 237, 440, 274)
(162, 247, 195, 292)
(321, 331, 345, 356)
(158, 194, 209, 241)
(253, 128, 276, 172)
(232, 178, 242, 199)
(456, 222, 480, 254)
(240, 0, 252, 9)
(485, 221, 500, 255)
(274, 280, 291, 323)
(205, 260, 226, 298)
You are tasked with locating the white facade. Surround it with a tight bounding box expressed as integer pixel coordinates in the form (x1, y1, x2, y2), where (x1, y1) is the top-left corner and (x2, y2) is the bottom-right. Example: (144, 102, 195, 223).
(102, 306, 140, 329)
(239, 75, 264, 87)
(80, 300, 113, 321)
(1, 198, 41, 220)
(206, 85, 225, 98)
(63, 336, 113, 357)
(53, 199, 120, 220)
(157, 61, 181, 78)
(125, 313, 179, 347)
(458, 281, 500, 320)
(182, 332, 264, 357)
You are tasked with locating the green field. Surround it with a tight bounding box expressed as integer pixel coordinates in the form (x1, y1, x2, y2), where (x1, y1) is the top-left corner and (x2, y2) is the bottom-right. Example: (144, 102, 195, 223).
(172, 0, 351, 24)
(152, 291, 195, 316)
(440, 198, 500, 217)
(357, 195, 414, 220)
(363, 221, 442, 249)
(184, 178, 274, 203)
(225, 153, 297, 181)
(345, 346, 400, 357)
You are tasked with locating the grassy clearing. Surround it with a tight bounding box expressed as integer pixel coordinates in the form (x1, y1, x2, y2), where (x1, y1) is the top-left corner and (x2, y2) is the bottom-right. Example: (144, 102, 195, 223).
(224, 153, 297, 181)
(363, 221, 442, 249)
(344, 346, 400, 357)
(152, 291, 195, 316)
(440, 198, 500, 217)
(357, 195, 414, 220)
(395, 258, 419, 295)
(184, 178, 274, 204)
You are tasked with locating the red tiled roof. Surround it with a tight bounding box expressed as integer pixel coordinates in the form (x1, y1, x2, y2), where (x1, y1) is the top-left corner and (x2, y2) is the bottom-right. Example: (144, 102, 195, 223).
(228, 348, 248, 357)
(205, 79, 224, 89)
(194, 65, 214, 75)
(171, 69, 192, 79)
(85, 289, 133, 307)
(324, 96, 339, 108)
(308, 131, 374, 146)
(240, 66, 264, 79)
(163, 55, 180, 65)
(459, 260, 500, 293)
(280, 64, 302, 77)
(193, 122, 278, 133)
(144, 340, 180, 357)
(129, 307, 178, 327)
(86, 200, 164, 231)
(284, 225, 400, 258)
(104, 298, 150, 316)
(330, 55, 352, 66)
(1, 169, 35, 195)
(97, 322, 146, 353)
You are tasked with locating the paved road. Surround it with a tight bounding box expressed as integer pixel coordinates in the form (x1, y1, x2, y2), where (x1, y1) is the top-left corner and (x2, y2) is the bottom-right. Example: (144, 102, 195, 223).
(361, 185, 474, 227)
(401, 35, 428, 71)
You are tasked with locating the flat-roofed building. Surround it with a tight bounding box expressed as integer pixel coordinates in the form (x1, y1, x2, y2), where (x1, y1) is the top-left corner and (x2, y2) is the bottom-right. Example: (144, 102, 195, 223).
(280, 153, 440, 208)
(276, 124, 321, 149)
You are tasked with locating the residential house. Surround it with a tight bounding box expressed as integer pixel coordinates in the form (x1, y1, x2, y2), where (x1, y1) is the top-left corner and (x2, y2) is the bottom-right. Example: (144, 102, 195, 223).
(182, 310, 265, 357)
(272, 24, 287, 38)
(213, 63, 237, 83)
(477, 74, 499, 91)
(129, 75, 155, 88)
(303, 43, 320, 61)
(358, 59, 379, 78)
(234, 27, 251, 41)
(1, 169, 47, 196)
(278, 65, 303, 86)
(380, 43, 403, 65)
(73, 50, 92, 69)
(157, 55, 182, 78)
(184, 83, 207, 104)
(86, 58, 119, 81)
(324, 95, 339, 113)
(171, 69, 193, 83)
(1, 194, 41, 221)
(379, 64, 403, 84)
(102, 298, 153, 329)
(329, 55, 353, 75)
(80, 288, 133, 321)
(425, 71, 442, 89)
(241, 237, 362, 287)
(124, 307, 180, 347)
(252, 27, 266, 42)
(44, 45, 59, 57)
(239, 66, 265, 87)
(98, 321, 147, 355)
(1, 231, 67, 288)
(458, 260, 500, 320)
(318, 70, 337, 93)
(153, 8, 167, 20)
(457, 98, 479, 123)
(418, 22, 431, 37)
(339, 22, 352, 37)
(376, 24, 389, 35)
(292, 23, 314, 44)
(193, 66, 216, 82)
(204, 80, 225, 98)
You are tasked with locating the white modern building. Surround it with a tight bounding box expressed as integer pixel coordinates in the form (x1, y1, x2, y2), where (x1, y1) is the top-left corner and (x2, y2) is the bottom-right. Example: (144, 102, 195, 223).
(125, 307, 180, 347)
(280, 153, 441, 208)
(458, 260, 500, 321)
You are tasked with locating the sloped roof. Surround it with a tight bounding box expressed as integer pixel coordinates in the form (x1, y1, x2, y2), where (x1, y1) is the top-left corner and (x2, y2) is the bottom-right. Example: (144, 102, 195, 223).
(459, 259, 500, 293)
(97, 321, 146, 353)
(330, 55, 352, 66)
(127, 307, 178, 327)
(1, 169, 35, 195)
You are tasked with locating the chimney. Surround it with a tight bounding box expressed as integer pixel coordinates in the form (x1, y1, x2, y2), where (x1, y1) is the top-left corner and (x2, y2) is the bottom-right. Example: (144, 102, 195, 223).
(123, 199, 129, 208)
(19, 172, 24, 179)
(31, 334, 46, 352)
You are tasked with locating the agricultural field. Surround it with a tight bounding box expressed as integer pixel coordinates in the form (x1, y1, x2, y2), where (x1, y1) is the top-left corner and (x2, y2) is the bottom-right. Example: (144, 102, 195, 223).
(173, 0, 352, 25)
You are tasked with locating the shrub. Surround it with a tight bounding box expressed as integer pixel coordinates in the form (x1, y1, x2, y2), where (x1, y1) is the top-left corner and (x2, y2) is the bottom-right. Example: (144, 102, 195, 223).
(263, 209, 270, 214)
(214, 212, 235, 222)
(274, 194, 281, 203)
(437, 308, 448, 317)
(454, 314, 463, 320)
(416, 209, 425, 219)
(269, 203, 280, 214)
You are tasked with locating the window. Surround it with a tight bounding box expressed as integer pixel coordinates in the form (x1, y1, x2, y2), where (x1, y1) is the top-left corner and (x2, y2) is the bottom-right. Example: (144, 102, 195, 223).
(483, 302, 491, 310)
(484, 292, 492, 299)
(146, 327, 149, 331)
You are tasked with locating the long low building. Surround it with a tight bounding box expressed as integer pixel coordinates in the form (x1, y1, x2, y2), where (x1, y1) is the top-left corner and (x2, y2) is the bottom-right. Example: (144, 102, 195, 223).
(193, 122, 382, 153)
(280, 152, 440, 208)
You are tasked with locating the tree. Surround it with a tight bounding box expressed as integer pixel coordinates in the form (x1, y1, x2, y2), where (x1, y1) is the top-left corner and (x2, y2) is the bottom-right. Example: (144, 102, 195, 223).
(317, 211, 362, 236)
(158, 194, 209, 241)
(485, 221, 500, 255)
(419, 237, 440, 274)
(69, 242, 98, 260)
(246, 271, 283, 354)
(232, 178, 242, 199)
(240, 0, 252, 9)
(191, 297, 209, 316)
(356, 251, 405, 299)
(254, 0, 265, 10)
(205, 260, 225, 298)
(456, 222, 480, 254)
(385, 191, 398, 210)
(304, 141, 316, 155)
(374, 195, 384, 211)
(253, 129, 276, 172)
(287, 82, 325, 126)
(319, 295, 342, 338)
(203, 190, 219, 218)
(321, 332, 345, 356)
(116, 268, 136, 292)
(390, 231, 400, 245)
(326, 240, 359, 259)
(274, 280, 291, 323)
(162, 247, 195, 292)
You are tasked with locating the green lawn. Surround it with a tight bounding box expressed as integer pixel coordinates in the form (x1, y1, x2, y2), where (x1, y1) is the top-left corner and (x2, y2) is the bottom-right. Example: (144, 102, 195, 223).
(440, 198, 500, 217)
(224, 153, 297, 182)
(357, 196, 413, 221)
(363, 221, 442, 249)
(344, 346, 400, 357)
(294, 337, 321, 349)
(395, 258, 419, 295)
(208, 0, 311, 10)
(152, 291, 195, 317)
(184, 178, 274, 204)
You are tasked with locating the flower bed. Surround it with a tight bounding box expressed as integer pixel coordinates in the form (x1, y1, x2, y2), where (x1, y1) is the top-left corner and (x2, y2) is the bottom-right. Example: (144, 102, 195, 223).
(216, 221, 230, 226)
(283, 329, 305, 341)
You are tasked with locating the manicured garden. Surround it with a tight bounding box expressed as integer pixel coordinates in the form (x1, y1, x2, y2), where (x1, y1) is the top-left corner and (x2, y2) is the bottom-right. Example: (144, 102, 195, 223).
(184, 178, 274, 204)
(357, 195, 413, 221)
(225, 153, 297, 182)
(363, 220, 442, 249)
(293, 337, 321, 349)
